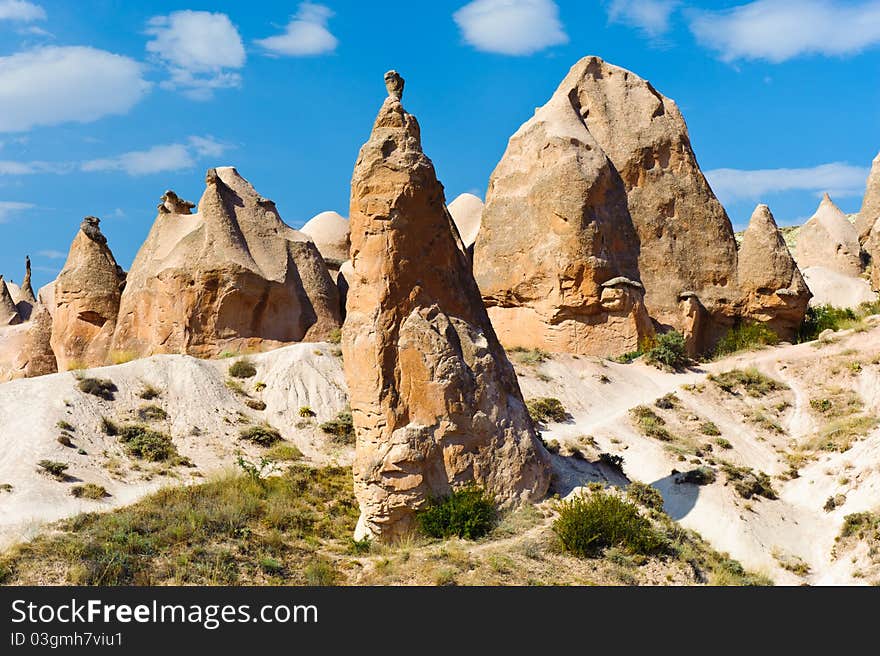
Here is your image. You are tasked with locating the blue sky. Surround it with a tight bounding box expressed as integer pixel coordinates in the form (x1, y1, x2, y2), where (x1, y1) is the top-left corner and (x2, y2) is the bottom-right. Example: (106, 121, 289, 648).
(1, 0, 878, 290)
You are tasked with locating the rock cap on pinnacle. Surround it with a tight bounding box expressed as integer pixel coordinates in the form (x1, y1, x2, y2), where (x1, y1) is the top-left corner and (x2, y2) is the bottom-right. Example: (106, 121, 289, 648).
(384, 70, 404, 100)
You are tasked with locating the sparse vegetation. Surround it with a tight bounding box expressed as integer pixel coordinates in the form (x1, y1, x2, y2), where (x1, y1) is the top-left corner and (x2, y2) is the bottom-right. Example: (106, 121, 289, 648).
(56, 420, 75, 432)
(798, 305, 860, 342)
(416, 485, 497, 540)
(225, 379, 247, 396)
(714, 438, 733, 450)
(700, 421, 721, 436)
(265, 443, 303, 462)
(509, 347, 551, 366)
(137, 405, 168, 422)
(246, 399, 267, 411)
(627, 482, 664, 512)
(721, 463, 777, 500)
(678, 467, 716, 485)
(138, 384, 161, 400)
(327, 328, 342, 345)
(655, 393, 679, 410)
(805, 415, 880, 453)
(100, 416, 119, 436)
(838, 511, 880, 540)
(714, 322, 779, 358)
(0, 483, 12, 493)
(645, 331, 688, 370)
(526, 397, 568, 424)
(57, 434, 74, 448)
(599, 452, 625, 474)
(117, 425, 178, 462)
(228, 358, 257, 379)
(553, 491, 665, 558)
(240, 425, 283, 447)
(708, 368, 787, 397)
(630, 406, 672, 441)
(77, 377, 117, 401)
(38, 460, 69, 480)
(71, 484, 109, 500)
(320, 411, 355, 445)
(298, 406, 316, 418)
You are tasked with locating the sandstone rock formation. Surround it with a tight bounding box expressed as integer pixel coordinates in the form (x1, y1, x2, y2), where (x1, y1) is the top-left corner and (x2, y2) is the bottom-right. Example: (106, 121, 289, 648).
(11, 256, 36, 320)
(737, 205, 811, 339)
(111, 167, 341, 360)
(0, 276, 21, 326)
(157, 189, 195, 215)
(344, 72, 550, 541)
(51, 217, 124, 370)
(21, 304, 57, 377)
(870, 219, 880, 292)
(794, 194, 863, 278)
(447, 193, 483, 250)
(856, 152, 880, 245)
(300, 211, 350, 271)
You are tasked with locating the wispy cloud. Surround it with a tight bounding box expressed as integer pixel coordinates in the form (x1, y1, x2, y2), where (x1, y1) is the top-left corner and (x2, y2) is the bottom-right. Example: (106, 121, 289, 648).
(36, 249, 65, 259)
(453, 0, 569, 55)
(0, 1, 45, 22)
(705, 162, 869, 204)
(607, 0, 680, 37)
(0, 200, 33, 222)
(256, 2, 338, 56)
(146, 11, 245, 101)
(0, 46, 150, 132)
(689, 0, 880, 63)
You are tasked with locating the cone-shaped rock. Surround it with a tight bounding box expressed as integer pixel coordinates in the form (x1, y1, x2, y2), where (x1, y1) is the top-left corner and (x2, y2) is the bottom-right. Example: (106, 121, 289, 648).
(51, 217, 124, 370)
(737, 205, 811, 339)
(12, 256, 36, 320)
(473, 69, 654, 356)
(795, 194, 862, 277)
(300, 211, 350, 269)
(344, 72, 551, 541)
(0, 276, 21, 326)
(111, 172, 341, 360)
(447, 193, 483, 250)
(21, 304, 57, 377)
(856, 152, 880, 244)
(568, 56, 739, 350)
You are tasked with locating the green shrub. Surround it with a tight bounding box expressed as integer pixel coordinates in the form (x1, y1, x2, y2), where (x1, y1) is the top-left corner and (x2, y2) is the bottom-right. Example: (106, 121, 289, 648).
(553, 491, 665, 558)
(798, 305, 857, 342)
(57, 434, 74, 448)
(137, 405, 168, 422)
(240, 425, 283, 447)
(645, 331, 688, 370)
(810, 398, 833, 414)
(266, 443, 303, 462)
(71, 484, 109, 500)
(138, 385, 161, 400)
(78, 378, 117, 401)
(100, 416, 119, 436)
(679, 467, 716, 485)
(327, 328, 342, 345)
(319, 412, 354, 445)
(509, 347, 551, 366)
(714, 438, 733, 449)
(714, 322, 779, 358)
(416, 485, 497, 540)
(839, 512, 880, 539)
(228, 359, 257, 379)
(599, 452, 625, 473)
(708, 368, 787, 397)
(612, 350, 643, 364)
(655, 393, 679, 410)
(304, 559, 339, 586)
(526, 397, 568, 424)
(56, 420, 75, 432)
(298, 406, 316, 418)
(117, 425, 177, 462)
(627, 482, 664, 512)
(630, 406, 673, 441)
(700, 421, 721, 436)
(721, 464, 777, 500)
(38, 460, 69, 480)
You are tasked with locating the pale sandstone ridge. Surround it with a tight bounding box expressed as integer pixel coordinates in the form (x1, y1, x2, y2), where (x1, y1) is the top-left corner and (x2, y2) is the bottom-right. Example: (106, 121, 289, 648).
(447, 193, 484, 250)
(111, 171, 341, 360)
(344, 71, 550, 541)
(473, 66, 654, 356)
(737, 205, 811, 340)
(300, 211, 351, 270)
(567, 56, 739, 350)
(795, 194, 863, 278)
(870, 220, 880, 291)
(0, 276, 21, 326)
(856, 152, 880, 244)
(50, 217, 124, 370)
(20, 304, 57, 377)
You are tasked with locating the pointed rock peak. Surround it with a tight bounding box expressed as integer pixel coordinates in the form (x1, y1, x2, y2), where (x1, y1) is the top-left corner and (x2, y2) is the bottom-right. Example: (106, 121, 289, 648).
(384, 69, 404, 100)
(0, 275, 22, 326)
(748, 204, 778, 229)
(158, 190, 195, 215)
(812, 193, 849, 225)
(20, 255, 36, 303)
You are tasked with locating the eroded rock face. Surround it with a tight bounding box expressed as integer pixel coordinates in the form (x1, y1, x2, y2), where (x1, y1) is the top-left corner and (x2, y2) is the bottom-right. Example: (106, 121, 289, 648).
(567, 56, 740, 350)
(737, 205, 811, 340)
(473, 72, 654, 356)
(300, 211, 351, 270)
(21, 304, 57, 377)
(344, 72, 550, 541)
(0, 276, 21, 326)
(795, 194, 863, 278)
(111, 168, 341, 360)
(51, 217, 124, 370)
(447, 193, 484, 250)
(157, 190, 196, 215)
(870, 219, 880, 292)
(856, 152, 880, 245)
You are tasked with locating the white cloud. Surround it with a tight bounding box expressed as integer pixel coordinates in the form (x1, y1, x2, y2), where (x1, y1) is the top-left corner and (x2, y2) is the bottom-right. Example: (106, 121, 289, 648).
(81, 136, 230, 176)
(0, 200, 33, 222)
(705, 162, 869, 204)
(146, 11, 246, 100)
(37, 249, 65, 259)
(689, 0, 880, 63)
(0, 46, 150, 133)
(608, 0, 679, 37)
(256, 2, 338, 56)
(453, 0, 569, 55)
(0, 1, 45, 22)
